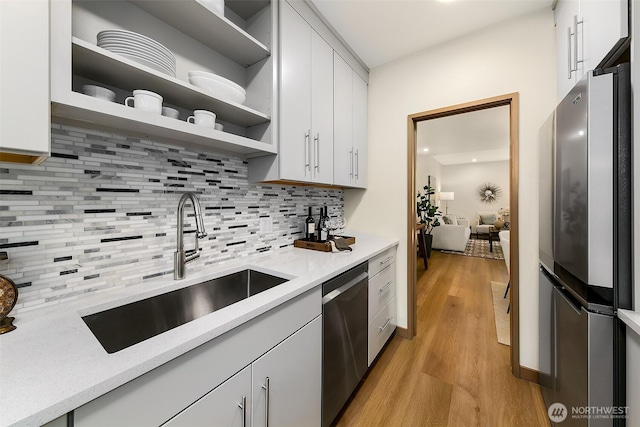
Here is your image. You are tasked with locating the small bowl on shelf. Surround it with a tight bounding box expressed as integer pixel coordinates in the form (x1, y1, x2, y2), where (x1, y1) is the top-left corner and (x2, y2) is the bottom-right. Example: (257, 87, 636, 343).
(82, 85, 116, 102)
(162, 106, 179, 119)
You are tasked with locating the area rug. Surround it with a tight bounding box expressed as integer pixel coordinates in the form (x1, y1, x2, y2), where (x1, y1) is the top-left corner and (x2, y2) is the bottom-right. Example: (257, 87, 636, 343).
(491, 281, 510, 346)
(440, 238, 505, 260)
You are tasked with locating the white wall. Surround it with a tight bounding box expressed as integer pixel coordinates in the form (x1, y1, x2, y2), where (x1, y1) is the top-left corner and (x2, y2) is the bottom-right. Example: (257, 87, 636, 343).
(416, 154, 442, 195)
(441, 160, 510, 229)
(344, 8, 556, 370)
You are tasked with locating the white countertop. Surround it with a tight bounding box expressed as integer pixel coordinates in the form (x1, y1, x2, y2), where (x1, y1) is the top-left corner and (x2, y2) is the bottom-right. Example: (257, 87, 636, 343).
(0, 232, 398, 427)
(619, 309, 640, 336)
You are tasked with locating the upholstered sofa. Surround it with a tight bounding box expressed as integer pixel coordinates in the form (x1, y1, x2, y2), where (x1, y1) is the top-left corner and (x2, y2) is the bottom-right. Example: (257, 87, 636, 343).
(431, 214, 471, 252)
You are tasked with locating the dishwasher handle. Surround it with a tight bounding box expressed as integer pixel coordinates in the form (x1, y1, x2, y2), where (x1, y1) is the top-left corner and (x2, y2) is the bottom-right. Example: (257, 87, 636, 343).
(322, 271, 368, 305)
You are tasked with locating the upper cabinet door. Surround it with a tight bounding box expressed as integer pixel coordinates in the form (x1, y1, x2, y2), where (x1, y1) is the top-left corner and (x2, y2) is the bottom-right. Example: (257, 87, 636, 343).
(279, 0, 312, 182)
(352, 72, 368, 189)
(581, 0, 629, 73)
(555, 0, 580, 101)
(310, 31, 334, 185)
(333, 53, 354, 187)
(554, 0, 629, 102)
(0, 0, 50, 163)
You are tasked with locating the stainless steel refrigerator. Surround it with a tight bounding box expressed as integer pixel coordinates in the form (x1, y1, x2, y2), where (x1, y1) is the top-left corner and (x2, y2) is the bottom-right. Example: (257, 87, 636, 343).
(538, 63, 631, 427)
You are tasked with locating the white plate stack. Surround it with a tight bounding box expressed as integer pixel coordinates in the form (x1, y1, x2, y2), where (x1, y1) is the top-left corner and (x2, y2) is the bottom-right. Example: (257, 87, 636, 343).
(97, 29, 176, 77)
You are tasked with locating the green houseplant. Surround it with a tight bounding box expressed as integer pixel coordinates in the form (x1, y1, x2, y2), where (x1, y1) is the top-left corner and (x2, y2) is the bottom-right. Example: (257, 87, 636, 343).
(417, 185, 441, 257)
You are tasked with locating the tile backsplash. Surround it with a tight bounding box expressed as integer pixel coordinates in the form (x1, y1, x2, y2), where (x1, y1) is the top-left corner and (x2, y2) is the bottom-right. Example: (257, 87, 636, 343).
(0, 124, 343, 314)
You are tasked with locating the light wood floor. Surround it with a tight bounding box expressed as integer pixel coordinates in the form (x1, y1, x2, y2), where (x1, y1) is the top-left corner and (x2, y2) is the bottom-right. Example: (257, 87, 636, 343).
(335, 251, 550, 427)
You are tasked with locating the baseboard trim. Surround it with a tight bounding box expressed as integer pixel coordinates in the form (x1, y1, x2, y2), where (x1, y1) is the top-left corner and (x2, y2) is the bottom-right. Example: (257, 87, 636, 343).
(396, 326, 411, 340)
(519, 366, 540, 383)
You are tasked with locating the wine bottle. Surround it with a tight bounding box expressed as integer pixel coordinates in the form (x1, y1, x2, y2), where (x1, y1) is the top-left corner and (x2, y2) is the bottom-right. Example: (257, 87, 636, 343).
(305, 207, 315, 241)
(319, 206, 329, 242)
(323, 205, 331, 240)
(316, 207, 325, 242)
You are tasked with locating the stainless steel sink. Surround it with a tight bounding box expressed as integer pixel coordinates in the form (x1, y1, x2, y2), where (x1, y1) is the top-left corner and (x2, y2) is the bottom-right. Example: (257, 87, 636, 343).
(82, 269, 289, 354)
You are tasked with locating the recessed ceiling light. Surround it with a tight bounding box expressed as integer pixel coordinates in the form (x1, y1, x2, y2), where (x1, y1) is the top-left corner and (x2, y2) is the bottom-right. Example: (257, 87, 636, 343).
(423, 148, 429, 152)
(472, 158, 477, 162)
(578, 130, 585, 136)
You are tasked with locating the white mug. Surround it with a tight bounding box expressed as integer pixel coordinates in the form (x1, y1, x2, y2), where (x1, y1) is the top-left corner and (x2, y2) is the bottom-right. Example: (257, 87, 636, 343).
(124, 90, 163, 114)
(187, 110, 216, 128)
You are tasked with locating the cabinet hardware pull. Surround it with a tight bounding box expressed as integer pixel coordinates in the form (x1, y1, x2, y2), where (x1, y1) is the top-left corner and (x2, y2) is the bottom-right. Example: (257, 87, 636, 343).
(379, 317, 392, 332)
(355, 149, 359, 179)
(349, 149, 353, 177)
(566, 26, 572, 79)
(572, 15, 583, 73)
(238, 396, 247, 427)
(304, 131, 310, 173)
(379, 256, 393, 266)
(262, 377, 270, 427)
(314, 133, 320, 171)
(379, 281, 393, 293)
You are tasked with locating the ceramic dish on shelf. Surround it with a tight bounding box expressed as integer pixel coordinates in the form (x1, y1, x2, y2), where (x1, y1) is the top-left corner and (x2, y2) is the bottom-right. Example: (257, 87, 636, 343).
(97, 41, 175, 68)
(82, 85, 116, 102)
(188, 71, 246, 104)
(97, 29, 176, 77)
(97, 29, 176, 61)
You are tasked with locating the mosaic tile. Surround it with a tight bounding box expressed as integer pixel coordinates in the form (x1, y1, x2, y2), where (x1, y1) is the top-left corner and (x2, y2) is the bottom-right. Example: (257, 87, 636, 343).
(0, 124, 344, 314)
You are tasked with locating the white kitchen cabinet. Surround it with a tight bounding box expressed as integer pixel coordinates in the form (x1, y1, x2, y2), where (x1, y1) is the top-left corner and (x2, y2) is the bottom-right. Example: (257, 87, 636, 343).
(163, 366, 251, 427)
(0, 0, 50, 164)
(252, 315, 322, 427)
(368, 296, 397, 366)
(278, 0, 333, 184)
(74, 287, 321, 427)
(48, 0, 276, 157)
(367, 245, 397, 365)
(334, 53, 368, 188)
(554, 0, 629, 101)
(166, 316, 321, 427)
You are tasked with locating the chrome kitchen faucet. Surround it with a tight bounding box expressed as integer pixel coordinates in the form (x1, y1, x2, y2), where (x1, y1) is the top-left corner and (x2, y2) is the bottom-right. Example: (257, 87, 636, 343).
(174, 192, 208, 280)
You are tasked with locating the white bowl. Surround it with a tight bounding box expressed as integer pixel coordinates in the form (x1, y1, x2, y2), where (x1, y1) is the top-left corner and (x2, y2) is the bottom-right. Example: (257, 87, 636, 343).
(189, 75, 246, 104)
(162, 106, 179, 119)
(188, 71, 245, 94)
(82, 85, 116, 102)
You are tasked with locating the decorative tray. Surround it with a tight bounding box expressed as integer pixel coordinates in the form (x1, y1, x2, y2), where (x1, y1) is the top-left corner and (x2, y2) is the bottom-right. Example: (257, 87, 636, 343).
(293, 236, 355, 252)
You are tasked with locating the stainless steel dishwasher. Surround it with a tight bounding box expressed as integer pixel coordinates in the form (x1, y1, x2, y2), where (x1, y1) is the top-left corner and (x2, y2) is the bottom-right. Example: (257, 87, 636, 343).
(322, 262, 368, 427)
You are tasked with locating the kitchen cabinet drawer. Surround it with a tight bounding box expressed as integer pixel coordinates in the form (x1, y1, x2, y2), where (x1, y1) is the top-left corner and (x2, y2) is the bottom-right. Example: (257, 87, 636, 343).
(368, 262, 396, 322)
(368, 296, 397, 366)
(368, 246, 397, 278)
(74, 287, 321, 427)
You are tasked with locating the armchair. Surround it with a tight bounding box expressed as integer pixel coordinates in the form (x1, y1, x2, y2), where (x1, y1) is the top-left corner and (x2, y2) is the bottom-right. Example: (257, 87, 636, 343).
(475, 211, 499, 236)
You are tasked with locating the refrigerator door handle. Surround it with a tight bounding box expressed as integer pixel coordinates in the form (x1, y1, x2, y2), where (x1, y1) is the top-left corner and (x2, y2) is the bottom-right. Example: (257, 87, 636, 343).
(557, 286, 582, 315)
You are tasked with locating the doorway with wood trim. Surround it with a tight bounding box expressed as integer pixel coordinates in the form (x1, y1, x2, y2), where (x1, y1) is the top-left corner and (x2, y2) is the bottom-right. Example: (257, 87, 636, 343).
(404, 93, 522, 377)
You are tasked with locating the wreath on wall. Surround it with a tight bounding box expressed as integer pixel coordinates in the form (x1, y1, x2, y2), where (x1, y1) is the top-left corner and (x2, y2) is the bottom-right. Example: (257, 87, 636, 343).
(477, 182, 501, 204)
